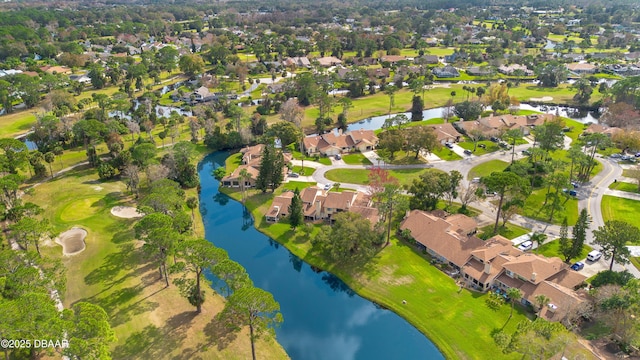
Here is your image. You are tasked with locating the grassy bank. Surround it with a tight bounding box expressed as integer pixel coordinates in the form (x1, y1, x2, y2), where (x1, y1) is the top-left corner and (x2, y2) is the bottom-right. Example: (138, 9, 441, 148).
(24, 155, 288, 359)
(601, 195, 640, 229)
(219, 181, 594, 360)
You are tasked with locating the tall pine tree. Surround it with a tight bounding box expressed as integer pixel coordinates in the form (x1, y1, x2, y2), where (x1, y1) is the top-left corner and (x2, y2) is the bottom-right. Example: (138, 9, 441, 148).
(558, 217, 572, 262)
(572, 209, 590, 259)
(256, 145, 274, 193)
(288, 188, 303, 229)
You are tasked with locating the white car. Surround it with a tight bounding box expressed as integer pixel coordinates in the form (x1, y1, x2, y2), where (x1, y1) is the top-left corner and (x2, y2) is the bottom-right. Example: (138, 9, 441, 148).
(517, 240, 533, 251)
(323, 183, 333, 190)
(587, 250, 602, 262)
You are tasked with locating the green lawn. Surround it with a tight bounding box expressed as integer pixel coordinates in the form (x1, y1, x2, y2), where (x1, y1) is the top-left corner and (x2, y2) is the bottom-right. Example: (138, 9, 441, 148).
(22, 155, 287, 360)
(458, 141, 502, 156)
(431, 146, 462, 161)
(631, 257, 640, 272)
(324, 167, 442, 187)
(478, 222, 531, 240)
(601, 195, 640, 230)
(290, 165, 315, 176)
(289, 149, 332, 165)
(341, 153, 373, 165)
(386, 150, 427, 165)
(468, 160, 510, 179)
(221, 176, 593, 360)
(608, 181, 639, 194)
(523, 188, 579, 225)
(225, 152, 243, 175)
(536, 240, 593, 262)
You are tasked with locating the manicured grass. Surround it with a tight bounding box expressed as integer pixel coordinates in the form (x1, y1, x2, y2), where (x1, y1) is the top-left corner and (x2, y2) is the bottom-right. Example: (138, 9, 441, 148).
(536, 240, 593, 262)
(225, 152, 243, 175)
(523, 188, 579, 225)
(221, 179, 593, 360)
(290, 165, 314, 176)
(479, 223, 531, 240)
(289, 149, 332, 165)
(431, 146, 462, 161)
(24, 157, 287, 359)
(458, 141, 501, 156)
(386, 150, 427, 165)
(630, 257, 640, 272)
(601, 195, 640, 230)
(324, 167, 442, 187)
(0, 111, 37, 138)
(467, 160, 510, 179)
(341, 152, 373, 165)
(608, 181, 640, 194)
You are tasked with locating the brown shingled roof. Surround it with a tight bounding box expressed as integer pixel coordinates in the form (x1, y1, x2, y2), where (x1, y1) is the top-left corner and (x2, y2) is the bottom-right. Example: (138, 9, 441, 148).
(502, 254, 566, 285)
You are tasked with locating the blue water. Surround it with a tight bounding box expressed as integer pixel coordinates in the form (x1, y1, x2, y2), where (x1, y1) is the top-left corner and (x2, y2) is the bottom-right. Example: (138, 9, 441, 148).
(199, 152, 444, 360)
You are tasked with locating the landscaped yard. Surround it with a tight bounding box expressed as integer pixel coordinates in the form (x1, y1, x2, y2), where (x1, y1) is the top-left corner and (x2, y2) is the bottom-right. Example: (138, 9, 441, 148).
(467, 160, 510, 179)
(478, 222, 531, 240)
(324, 167, 442, 187)
(536, 240, 593, 263)
(608, 181, 639, 194)
(523, 188, 579, 225)
(289, 149, 332, 165)
(341, 152, 373, 165)
(431, 146, 462, 161)
(221, 179, 594, 360)
(601, 195, 640, 230)
(290, 165, 315, 176)
(458, 141, 501, 156)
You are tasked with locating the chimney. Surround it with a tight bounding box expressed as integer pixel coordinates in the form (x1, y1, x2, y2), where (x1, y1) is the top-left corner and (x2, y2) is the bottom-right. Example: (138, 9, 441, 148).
(346, 200, 350, 210)
(484, 262, 491, 275)
(338, 128, 343, 135)
(531, 272, 537, 282)
(315, 200, 322, 218)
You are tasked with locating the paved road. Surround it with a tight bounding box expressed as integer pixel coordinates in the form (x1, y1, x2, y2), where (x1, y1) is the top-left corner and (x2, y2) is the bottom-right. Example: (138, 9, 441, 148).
(304, 138, 640, 277)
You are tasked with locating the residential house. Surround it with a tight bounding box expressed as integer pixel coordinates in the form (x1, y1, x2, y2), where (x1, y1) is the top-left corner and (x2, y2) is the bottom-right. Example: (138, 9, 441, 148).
(432, 65, 460, 78)
(192, 86, 217, 102)
(221, 144, 292, 188)
(39, 65, 72, 75)
(283, 56, 311, 68)
(380, 55, 407, 64)
(582, 123, 623, 138)
(352, 57, 378, 66)
(498, 64, 534, 76)
(466, 66, 493, 77)
(400, 210, 587, 322)
(454, 113, 554, 137)
(366, 68, 390, 79)
(275, 187, 379, 223)
(265, 191, 295, 222)
(303, 129, 378, 156)
(415, 55, 439, 65)
(566, 63, 598, 74)
(426, 123, 463, 144)
(316, 56, 342, 67)
(563, 53, 585, 62)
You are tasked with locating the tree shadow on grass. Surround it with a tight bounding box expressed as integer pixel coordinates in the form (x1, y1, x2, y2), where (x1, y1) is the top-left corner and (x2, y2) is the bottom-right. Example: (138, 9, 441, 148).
(201, 309, 241, 352)
(111, 228, 136, 244)
(84, 242, 148, 286)
(112, 310, 198, 359)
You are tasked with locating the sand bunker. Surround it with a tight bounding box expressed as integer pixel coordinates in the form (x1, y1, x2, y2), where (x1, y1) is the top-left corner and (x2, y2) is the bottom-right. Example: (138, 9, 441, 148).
(111, 206, 144, 219)
(529, 96, 553, 102)
(55, 228, 87, 255)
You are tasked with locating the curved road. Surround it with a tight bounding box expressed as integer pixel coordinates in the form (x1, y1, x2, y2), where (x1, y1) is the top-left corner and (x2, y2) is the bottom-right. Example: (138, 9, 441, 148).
(296, 137, 639, 276)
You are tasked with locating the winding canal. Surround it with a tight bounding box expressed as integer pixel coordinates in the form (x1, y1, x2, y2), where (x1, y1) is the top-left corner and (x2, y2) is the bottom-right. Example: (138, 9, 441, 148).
(199, 152, 444, 360)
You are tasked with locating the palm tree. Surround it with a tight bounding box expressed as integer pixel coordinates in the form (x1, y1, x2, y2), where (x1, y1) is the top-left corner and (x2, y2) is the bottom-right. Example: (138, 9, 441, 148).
(384, 85, 398, 116)
(530, 232, 547, 254)
(239, 168, 252, 203)
(506, 288, 522, 321)
(534, 294, 550, 317)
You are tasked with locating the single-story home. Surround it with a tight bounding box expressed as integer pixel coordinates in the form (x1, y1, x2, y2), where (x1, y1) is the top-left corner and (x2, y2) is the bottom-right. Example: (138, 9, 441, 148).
(303, 129, 378, 157)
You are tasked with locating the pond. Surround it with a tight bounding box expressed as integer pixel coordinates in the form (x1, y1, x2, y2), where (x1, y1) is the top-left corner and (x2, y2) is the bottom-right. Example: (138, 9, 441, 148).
(345, 103, 599, 133)
(199, 152, 444, 360)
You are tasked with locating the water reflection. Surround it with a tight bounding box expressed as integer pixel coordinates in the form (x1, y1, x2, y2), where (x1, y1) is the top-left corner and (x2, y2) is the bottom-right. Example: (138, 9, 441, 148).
(241, 207, 253, 231)
(289, 252, 303, 272)
(346, 303, 384, 328)
(322, 273, 356, 297)
(279, 330, 361, 360)
(213, 192, 229, 206)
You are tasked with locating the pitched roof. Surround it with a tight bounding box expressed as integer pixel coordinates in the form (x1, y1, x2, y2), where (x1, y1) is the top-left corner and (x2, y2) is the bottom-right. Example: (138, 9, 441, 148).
(502, 254, 566, 285)
(266, 191, 295, 218)
(323, 191, 357, 210)
(425, 123, 463, 142)
(400, 210, 482, 267)
(221, 164, 260, 182)
(349, 206, 380, 224)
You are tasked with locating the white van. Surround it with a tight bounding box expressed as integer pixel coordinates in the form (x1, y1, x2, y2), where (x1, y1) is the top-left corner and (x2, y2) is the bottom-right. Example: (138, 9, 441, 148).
(587, 250, 602, 262)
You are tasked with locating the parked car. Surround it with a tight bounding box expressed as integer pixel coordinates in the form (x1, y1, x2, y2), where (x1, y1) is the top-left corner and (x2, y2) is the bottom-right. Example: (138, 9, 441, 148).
(569, 190, 577, 196)
(517, 240, 533, 251)
(478, 143, 486, 149)
(522, 149, 531, 155)
(570, 262, 585, 271)
(490, 137, 499, 142)
(323, 183, 333, 190)
(334, 154, 341, 160)
(471, 177, 481, 183)
(610, 153, 622, 159)
(635, 152, 640, 157)
(445, 142, 454, 149)
(587, 250, 602, 262)
(463, 149, 472, 155)
(571, 181, 579, 188)
(288, 173, 299, 178)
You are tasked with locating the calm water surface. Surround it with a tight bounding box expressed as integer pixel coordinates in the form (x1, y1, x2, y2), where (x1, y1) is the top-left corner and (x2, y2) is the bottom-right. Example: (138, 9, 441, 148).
(199, 152, 444, 360)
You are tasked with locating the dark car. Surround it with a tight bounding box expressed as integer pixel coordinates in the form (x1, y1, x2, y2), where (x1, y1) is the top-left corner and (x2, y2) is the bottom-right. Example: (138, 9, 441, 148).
(445, 143, 454, 149)
(463, 149, 472, 155)
(521, 149, 531, 155)
(288, 172, 300, 178)
(490, 137, 499, 142)
(569, 190, 577, 196)
(570, 262, 584, 271)
(478, 144, 486, 149)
